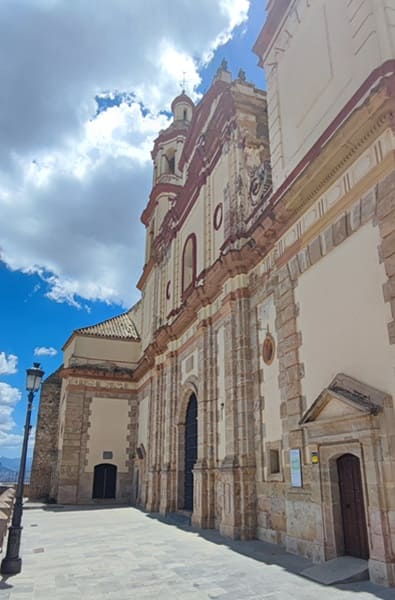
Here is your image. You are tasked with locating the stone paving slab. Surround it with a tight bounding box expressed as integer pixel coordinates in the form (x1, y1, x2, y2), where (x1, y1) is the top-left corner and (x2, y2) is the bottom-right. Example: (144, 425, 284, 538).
(0, 505, 393, 599)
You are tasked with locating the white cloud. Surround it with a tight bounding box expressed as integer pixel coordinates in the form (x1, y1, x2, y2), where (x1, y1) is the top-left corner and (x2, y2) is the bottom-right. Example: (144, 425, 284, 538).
(0, 0, 249, 307)
(34, 347, 58, 357)
(0, 432, 23, 448)
(0, 382, 22, 453)
(0, 353, 18, 375)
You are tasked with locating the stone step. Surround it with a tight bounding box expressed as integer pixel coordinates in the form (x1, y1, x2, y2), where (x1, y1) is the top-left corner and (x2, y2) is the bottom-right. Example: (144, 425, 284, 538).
(301, 556, 369, 585)
(164, 511, 192, 527)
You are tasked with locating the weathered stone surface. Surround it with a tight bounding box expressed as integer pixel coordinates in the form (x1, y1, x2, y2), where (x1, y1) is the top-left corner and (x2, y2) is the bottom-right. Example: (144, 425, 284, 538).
(361, 188, 377, 223)
(29, 369, 62, 500)
(347, 200, 361, 232)
(379, 208, 395, 239)
(378, 171, 395, 205)
(333, 214, 347, 246)
(320, 225, 334, 255)
(298, 248, 310, 273)
(381, 230, 395, 259)
(308, 237, 322, 265)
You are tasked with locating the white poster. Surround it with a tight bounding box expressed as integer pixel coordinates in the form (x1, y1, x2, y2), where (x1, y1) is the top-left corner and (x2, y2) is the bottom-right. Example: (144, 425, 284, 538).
(290, 448, 302, 487)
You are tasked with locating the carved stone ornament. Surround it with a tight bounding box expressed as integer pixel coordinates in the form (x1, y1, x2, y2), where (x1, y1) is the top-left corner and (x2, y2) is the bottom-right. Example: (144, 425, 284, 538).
(249, 160, 272, 206)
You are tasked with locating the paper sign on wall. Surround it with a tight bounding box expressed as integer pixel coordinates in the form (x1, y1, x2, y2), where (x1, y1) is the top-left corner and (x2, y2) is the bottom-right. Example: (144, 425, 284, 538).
(290, 448, 302, 487)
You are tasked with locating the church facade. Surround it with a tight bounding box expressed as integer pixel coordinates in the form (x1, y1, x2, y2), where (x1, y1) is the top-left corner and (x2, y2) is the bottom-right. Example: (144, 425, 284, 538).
(31, 0, 395, 587)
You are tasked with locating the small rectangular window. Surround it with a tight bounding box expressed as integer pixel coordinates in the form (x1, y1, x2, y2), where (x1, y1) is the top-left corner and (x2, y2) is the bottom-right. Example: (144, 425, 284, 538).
(269, 449, 280, 474)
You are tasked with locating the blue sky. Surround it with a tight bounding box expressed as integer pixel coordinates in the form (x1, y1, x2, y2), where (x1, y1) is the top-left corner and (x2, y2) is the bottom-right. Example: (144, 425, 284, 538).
(0, 0, 267, 458)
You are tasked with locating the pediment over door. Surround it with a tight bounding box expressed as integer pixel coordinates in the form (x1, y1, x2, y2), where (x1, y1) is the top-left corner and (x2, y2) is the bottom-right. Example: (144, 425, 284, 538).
(300, 373, 387, 425)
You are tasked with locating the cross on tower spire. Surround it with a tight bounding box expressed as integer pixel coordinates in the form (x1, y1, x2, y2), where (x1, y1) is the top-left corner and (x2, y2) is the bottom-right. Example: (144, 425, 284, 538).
(180, 72, 186, 94)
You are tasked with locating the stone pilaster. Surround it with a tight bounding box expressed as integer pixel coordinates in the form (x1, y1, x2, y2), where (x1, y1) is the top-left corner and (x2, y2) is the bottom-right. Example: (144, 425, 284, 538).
(373, 170, 395, 586)
(219, 294, 256, 539)
(166, 352, 179, 513)
(57, 383, 89, 504)
(192, 322, 216, 529)
(146, 366, 163, 512)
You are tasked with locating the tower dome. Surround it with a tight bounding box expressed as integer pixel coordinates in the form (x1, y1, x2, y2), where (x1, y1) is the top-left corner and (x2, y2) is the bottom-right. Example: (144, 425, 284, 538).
(171, 92, 194, 123)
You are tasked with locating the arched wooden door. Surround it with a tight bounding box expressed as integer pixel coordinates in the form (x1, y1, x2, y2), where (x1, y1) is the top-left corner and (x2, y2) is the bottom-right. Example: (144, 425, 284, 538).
(184, 394, 198, 511)
(92, 463, 117, 499)
(337, 454, 369, 559)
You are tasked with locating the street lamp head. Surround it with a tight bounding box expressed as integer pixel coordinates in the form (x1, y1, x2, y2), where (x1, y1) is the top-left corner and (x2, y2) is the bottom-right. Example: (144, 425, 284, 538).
(26, 362, 45, 393)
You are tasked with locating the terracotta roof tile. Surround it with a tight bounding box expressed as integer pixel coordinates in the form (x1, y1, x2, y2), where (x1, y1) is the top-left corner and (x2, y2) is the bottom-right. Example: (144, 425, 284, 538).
(75, 310, 140, 341)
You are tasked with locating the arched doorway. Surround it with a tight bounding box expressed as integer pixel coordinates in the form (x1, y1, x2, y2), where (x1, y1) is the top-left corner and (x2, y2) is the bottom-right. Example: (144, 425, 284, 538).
(92, 463, 117, 499)
(337, 454, 369, 559)
(184, 393, 198, 511)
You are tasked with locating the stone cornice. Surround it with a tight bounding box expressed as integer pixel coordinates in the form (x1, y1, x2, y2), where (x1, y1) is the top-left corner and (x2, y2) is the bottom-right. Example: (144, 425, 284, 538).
(253, 0, 292, 66)
(137, 256, 155, 291)
(61, 365, 134, 382)
(151, 126, 188, 160)
(141, 182, 181, 227)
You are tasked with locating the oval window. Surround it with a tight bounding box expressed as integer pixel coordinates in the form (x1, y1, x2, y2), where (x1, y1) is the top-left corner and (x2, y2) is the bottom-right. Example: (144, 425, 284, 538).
(213, 203, 223, 230)
(263, 333, 275, 365)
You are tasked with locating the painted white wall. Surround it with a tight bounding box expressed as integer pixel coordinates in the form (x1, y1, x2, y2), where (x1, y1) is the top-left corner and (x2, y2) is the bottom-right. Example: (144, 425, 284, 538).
(141, 273, 155, 350)
(257, 295, 282, 442)
(212, 153, 227, 259)
(296, 222, 395, 408)
(86, 397, 130, 473)
(65, 336, 140, 368)
(181, 199, 205, 277)
(165, 242, 175, 316)
(262, 0, 395, 190)
(180, 350, 198, 384)
(155, 194, 172, 234)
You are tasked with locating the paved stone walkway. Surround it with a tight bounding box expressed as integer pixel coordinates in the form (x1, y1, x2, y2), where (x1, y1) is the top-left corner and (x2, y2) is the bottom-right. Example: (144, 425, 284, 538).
(0, 505, 393, 599)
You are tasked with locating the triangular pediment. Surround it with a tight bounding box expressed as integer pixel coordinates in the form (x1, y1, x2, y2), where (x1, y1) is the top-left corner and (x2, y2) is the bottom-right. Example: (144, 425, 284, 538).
(300, 373, 386, 425)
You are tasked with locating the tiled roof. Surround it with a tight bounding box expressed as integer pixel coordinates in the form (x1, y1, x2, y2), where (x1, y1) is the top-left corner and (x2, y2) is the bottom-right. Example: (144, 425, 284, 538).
(75, 310, 140, 341)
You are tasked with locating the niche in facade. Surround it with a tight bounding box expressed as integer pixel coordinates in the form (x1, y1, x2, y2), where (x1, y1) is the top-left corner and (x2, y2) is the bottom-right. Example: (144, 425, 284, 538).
(182, 234, 197, 293)
(164, 148, 176, 174)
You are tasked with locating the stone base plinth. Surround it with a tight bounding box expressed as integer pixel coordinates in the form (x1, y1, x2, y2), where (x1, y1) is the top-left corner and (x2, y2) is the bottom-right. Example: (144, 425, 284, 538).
(369, 558, 395, 587)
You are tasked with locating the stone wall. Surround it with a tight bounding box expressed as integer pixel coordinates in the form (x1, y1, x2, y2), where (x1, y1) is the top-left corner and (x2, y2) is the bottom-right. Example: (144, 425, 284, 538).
(56, 368, 138, 505)
(0, 486, 15, 551)
(29, 369, 62, 500)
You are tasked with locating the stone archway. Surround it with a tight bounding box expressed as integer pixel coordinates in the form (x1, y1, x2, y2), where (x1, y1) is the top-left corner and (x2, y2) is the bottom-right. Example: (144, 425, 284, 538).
(184, 393, 198, 510)
(176, 379, 199, 512)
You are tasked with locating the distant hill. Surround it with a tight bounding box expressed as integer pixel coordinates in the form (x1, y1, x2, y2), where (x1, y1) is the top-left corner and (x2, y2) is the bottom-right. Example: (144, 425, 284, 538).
(0, 463, 18, 482)
(0, 456, 32, 483)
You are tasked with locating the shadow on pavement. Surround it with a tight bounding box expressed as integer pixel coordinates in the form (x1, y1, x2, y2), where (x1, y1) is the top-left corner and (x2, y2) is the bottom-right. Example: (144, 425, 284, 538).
(144, 510, 395, 600)
(0, 576, 13, 589)
(42, 503, 132, 512)
(24, 501, 132, 512)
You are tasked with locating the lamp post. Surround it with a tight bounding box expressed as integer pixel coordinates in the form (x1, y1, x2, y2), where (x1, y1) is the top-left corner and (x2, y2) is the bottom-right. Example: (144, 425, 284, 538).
(1, 362, 44, 575)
